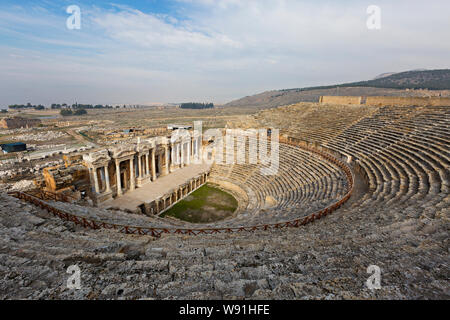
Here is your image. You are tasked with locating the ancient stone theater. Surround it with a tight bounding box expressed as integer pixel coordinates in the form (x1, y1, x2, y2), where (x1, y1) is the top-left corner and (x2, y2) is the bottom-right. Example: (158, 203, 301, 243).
(1, 99, 448, 299)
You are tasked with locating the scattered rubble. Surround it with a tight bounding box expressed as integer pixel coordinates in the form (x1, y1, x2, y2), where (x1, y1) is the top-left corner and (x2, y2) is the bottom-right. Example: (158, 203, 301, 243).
(11, 131, 68, 142)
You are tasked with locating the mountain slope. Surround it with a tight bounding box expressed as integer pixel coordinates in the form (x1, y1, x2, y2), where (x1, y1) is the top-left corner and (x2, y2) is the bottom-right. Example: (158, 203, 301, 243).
(225, 69, 450, 109)
(332, 69, 450, 90)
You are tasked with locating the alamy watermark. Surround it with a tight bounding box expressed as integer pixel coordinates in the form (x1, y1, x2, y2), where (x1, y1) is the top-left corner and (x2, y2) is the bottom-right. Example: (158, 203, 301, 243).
(65, 5, 378, 31)
(65, 5, 379, 31)
(366, 265, 381, 289)
(367, 5, 381, 30)
(66, 5, 81, 30)
(67, 265, 81, 289)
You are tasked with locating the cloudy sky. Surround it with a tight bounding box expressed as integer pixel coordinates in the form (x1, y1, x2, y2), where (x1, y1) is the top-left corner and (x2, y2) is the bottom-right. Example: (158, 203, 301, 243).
(0, 0, 449, 106)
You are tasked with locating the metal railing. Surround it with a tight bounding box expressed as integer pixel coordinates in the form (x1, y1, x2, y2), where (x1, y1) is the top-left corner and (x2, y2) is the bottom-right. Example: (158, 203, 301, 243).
(27, 189, 78, 203)
(8, 140, 354, 237)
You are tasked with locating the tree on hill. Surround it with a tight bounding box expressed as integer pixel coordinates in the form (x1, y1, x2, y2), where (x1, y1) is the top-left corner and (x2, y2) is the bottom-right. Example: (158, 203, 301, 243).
(73, 109, 87, 115)
(60, 109, 73, 116)
(180, 102, 214, 109)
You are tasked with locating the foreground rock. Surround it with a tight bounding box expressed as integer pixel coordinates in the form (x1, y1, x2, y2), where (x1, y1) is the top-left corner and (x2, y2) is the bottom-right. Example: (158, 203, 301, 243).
(0, 190, 447, 300)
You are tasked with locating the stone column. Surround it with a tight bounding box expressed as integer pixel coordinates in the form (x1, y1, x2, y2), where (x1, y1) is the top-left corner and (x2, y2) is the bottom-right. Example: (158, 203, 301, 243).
(173, 143, 177, 166)
(151, 149, 157, 181)
(180, 143, 185, 168)
(186, 141, 191, 165)
(158, 154, 163, 174)
(164, 145, 169, 175)
(93, 168, 100, 194)
(194, 137, 199, 161)
(138, 155, 143, 178)
(170, 143, 175, 171)
(115, 160, 122, 196)
(145, 153, 149, 176)
(130, 157, 135, 191)
(104, 165, 111, 192)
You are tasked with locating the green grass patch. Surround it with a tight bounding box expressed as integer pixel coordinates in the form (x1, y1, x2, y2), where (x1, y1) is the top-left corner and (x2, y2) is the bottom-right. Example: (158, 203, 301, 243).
(161, 183, 238, 223)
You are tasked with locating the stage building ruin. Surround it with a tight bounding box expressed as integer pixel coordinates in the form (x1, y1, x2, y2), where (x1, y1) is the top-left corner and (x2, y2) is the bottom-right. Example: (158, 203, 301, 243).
(36, 131, 206, 211)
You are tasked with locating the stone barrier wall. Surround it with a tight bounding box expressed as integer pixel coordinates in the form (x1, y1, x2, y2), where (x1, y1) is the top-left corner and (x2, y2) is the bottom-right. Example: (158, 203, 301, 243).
(0, 117, 41, 129)
(365, 96, 450, 106)
(319, 96, 362, 105)
(319, 95, 450, 107)
(208, 177, 249, 214)
(140, 171, 210, 216)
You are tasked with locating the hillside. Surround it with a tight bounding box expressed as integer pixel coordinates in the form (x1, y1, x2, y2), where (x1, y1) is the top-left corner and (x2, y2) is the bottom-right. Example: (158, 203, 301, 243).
(225, 69, 450, 109)
(328, 69, 450, 90)
(372, 69, 428, 80)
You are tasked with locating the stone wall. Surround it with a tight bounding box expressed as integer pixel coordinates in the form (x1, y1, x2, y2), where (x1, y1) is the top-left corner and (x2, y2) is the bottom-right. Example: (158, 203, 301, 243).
(365, 96, 450, 106)
(319, 96, 362, 105)
(140, 172, 210, 216)
(319, 96, 450, 107)
(0, 117, 41, 129)
(42, 165, 89, 192)
(208, 178, 249, 214)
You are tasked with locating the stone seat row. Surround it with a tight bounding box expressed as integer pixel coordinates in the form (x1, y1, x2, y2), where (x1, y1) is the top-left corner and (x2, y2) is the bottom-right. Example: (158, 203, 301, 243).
(320, 106, 449, 208)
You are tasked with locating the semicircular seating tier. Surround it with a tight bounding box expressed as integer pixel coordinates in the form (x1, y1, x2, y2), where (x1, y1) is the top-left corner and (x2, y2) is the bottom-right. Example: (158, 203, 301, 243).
(47, 141, 350, 229)
(254, 103, 449, 218)
(2, 103, 449, 299)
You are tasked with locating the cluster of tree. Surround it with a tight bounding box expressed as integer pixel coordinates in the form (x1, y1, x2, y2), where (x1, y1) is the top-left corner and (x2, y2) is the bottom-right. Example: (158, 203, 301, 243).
(180, 102, 214, 109)
(51, 104, 69, 109)
(51, 103, 114, 109)
(60, 109, 87, 116)
(8, 103, 45, 110)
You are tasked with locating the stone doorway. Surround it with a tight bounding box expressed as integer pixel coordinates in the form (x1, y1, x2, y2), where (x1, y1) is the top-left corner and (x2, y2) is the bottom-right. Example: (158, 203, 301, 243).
(120, 161, 130, 191)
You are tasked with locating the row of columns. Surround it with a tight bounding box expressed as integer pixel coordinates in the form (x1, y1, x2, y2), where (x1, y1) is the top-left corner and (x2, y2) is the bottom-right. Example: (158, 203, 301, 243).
(92, 146, 173, 198)
(114, 149, 166, 196)
(136, 150, 157, 181)
(170, 136, 201, 170)
(90, 137, 202, 200)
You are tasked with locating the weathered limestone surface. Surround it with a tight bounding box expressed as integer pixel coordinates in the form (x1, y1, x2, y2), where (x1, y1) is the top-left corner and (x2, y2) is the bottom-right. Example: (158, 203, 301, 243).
(320, 96, 362, 105)
(319, 96, 450, 107)
(0, 104, 448, 300)
(42, 165, 89, 192)
(0, 189, 447, 299)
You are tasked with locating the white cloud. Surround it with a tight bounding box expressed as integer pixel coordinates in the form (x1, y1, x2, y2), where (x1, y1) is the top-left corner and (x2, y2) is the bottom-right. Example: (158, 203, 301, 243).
(0, 0, 449, 106)
(92, 7, 242, 50)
